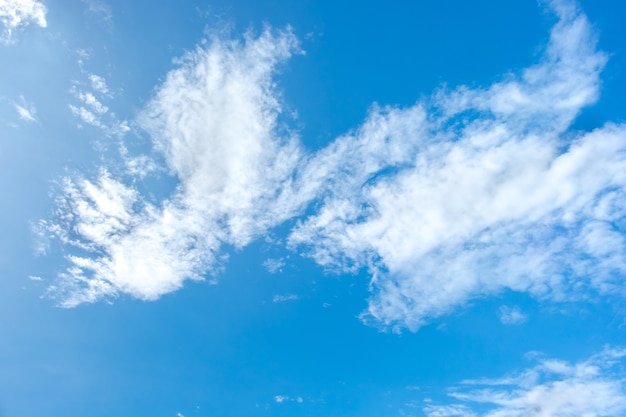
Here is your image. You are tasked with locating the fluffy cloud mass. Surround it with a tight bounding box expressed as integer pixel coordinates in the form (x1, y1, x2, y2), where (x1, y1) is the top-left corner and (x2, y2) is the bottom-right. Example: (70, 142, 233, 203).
(424, 347, 626, 417)
(290, 1, 626, 330)
(45, 1, 626, 330)
(0, 0, 47, 43)
(45, 29, 303, 306)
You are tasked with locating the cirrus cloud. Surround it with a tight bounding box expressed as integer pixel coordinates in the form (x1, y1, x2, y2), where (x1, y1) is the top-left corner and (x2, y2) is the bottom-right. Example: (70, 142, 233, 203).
(289, 0, 626, 331)
(424, 347, 626, 417)
(43, 0, 626, 332)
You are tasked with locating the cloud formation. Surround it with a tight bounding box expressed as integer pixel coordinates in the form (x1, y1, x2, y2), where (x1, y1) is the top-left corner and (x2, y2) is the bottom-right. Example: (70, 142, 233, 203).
(68, 73, 129, 135)
(0, 0, 47, 43)
(424, 347, 626, 417)
(45, 28, 303, 306)
(80, 0, 112, 24)
(272, 294, 298, 303)
(45, 1, 626, 330)
(498, 306, 527, 325)
(14, 95, 36, 122)
(263, 257, 285, 274)
(289, 0, 626, 330)
(274, 395, 303, 404)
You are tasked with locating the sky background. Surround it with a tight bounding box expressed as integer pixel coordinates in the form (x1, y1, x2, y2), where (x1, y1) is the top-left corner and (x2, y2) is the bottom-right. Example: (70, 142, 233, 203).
(2, 1, 626, 416)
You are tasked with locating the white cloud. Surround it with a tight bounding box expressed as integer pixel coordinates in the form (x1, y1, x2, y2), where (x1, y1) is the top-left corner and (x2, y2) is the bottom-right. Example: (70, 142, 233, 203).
(123, 154, 158, 178)
(138, 28, 306, 247)
(425, 347, 626, 417)
(273, 395, 303, 404)
(47, 28, 303, 305)
(69, 81, 110, 127)
(77, 91, 108, 114)
(15, 104, 34, 121)
(88, 73, 110, 96)
(76, 49, 90, 69)
(0, 0, 47, 43)
(272, 294, 298, 303)
(81, 0, 112, 23)
(424, 405, 476, 417)
(69, 104, 102, 128)
(68, 75, 131, 137)
(45, 0, 626, 325)
(263, 257, 285, 273)
(45, 169, 225, 306)
(288, 0, 626, 331)
(498, 306, 527, 325)
(14, 96, 36, 122)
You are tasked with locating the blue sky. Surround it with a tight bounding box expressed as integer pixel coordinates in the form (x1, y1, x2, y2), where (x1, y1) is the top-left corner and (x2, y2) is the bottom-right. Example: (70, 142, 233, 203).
(2, 0, 626, 416)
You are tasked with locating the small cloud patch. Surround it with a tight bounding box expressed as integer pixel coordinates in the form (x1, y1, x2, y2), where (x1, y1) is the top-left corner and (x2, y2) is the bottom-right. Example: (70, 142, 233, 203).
(263, 257, 285, 273)
(274, 395, 303, 404)
(498, 305, 527, 325)
(272, 294, 298, 303)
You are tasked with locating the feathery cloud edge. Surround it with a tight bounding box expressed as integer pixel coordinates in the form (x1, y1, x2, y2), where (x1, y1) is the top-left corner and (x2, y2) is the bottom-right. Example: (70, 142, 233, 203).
(41, 1, 626, 333)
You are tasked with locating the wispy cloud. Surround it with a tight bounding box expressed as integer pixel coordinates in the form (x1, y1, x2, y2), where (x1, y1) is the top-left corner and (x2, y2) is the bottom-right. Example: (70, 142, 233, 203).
(0, 0, 47, 43)
(14, 95, 36, 122)
(88, 73, 110, 96)
(289, 0, 626, 331)
(424, 405, 476, 417)
(263, 257, 285, 274)
(272, 294, 298, 303)
(15, 104, 34, 121)
(44, 0, 626, 327)
(138, 28, 306, 248)
(80, 0, 112, 24)
(68, 73, 129, 137)
(498, 306, 527, 325)
(425, 347, 626, 417)
(69, 79, 110, 127)
(45, 28, 303, 306)
(76, 91, 108, 114)
(274, 395, 303, 404)
(69, 104, 102, 127)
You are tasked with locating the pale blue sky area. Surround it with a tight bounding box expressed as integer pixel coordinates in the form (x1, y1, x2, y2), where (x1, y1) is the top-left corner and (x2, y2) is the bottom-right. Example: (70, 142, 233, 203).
(1, 1, 626, 416)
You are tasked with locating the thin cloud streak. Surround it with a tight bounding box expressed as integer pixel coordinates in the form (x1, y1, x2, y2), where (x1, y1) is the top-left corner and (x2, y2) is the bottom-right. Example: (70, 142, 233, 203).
(425, 347, 626, 417)
(272, 294, 298, 303)
(13, 95, 37, 122)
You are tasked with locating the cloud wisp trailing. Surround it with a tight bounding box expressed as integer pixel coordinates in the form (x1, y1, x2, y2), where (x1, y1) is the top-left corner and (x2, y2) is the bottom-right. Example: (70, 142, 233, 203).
(14, 95, 37, 122)
(424, 347, 626, 417)
(67, 69, 131, 137)
(44, 1, 626, 331)
(0, 0, 47, 43)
